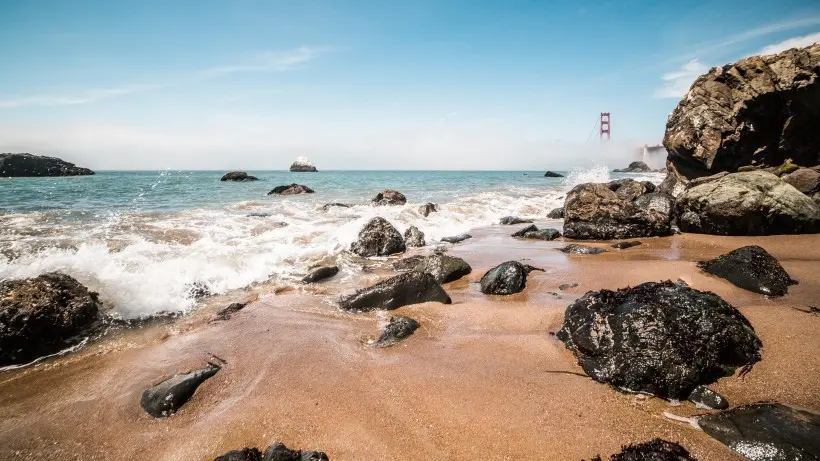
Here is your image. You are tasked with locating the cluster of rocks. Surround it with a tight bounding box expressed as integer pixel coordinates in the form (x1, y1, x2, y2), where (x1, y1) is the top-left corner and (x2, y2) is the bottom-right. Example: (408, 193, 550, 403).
(0, 153, 94, 177)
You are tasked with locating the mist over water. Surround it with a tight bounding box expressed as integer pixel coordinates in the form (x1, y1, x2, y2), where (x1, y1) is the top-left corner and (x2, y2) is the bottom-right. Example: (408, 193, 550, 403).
(0, 167, 661, 318)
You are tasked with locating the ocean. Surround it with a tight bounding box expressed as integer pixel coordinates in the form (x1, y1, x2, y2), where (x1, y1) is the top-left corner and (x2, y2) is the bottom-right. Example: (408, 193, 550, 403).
(0, 167, 662, 318)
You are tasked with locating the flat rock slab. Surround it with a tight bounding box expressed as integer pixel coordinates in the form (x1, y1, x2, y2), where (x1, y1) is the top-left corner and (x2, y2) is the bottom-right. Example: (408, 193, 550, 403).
(375, 316, 420, 348)
(339, 271, 451, 312)
(697, 402, 820, 461)
(480, 261, 544, 295)
(688, 385, 729, 410)
(698, 245, 797, 297)
(512, 225, 561, 241)
(301, 266, 339, 284)
(588, 439, 695, 461)
(140, 363, 221, 417)
(561, 244, 607, 254)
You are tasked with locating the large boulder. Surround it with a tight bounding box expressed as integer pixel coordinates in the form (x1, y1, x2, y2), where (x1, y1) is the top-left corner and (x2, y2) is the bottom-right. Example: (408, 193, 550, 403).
(480, 261, 543, 295)
(698, 245, 796, 296)
(0, 272, 101, 366)
(372, 189, 406, 206)
(289, 156, 318, 172)
(350, 217, 406, 257)
(613, 161, 653, 173)
(220, 171, 258, 181)
(782, 167, 820, 195)
(339, 271, 451, 312)
(663, 43, 820, 179)
(556, 281, 762, 399)
(675, 171, 820, 235)
(141, 363, 221, 417)
(0, 153, 94, 177)
(563, 180, 673, 240)
(267, 184, 314, 195)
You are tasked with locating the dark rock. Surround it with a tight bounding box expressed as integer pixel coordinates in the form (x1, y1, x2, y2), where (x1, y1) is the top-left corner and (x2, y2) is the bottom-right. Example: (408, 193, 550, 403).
(375, 316, 420, 348)
(392, 255, 426, 271)
(688, 385, 729, 410)
(213, 301, 250, 321)
(140, 363, 221, 417)
(547, 207, 564, 219)
(589, 439, 695, 461)
(221, 171, 258, 181)
(414, 254, 472, 284)
(611, 241, 641, 250)
(544, 171, 564, 177)
(500, 216, 533, 225)
(302, 266, 339, 284)
(511, 225, 561, 241)
(0, 153, 94, 177)
(267, 184, 314, 195)
(214, 448, 262, 461)
(675, 171, 820, 235)
(350, 217, 406, 257)
(613, 161, 654, 173)
(556, 281, 762, 399)
(561, 244, 606, 255)
(782, 168, 820, 195)
(372, 189, 406, 206)
(339, 271, 451, 312)
(697, 245, 797, 296)
(246, 212, 270, 217)
(480, 261, 544, 295)
(559, 283, 578, 291)
(187, 282, 212, 299)
(697, 402, 820, 461)
(419, 203, 438, 217)
(404, 226, 425, 247)
(441, 233, 472, 244)
(0, 272, 101, 366)
(663, 43, 820, 179)
(289, 158, 318, 172)
(320, 203, 350, 212)
(214, 442, 328, 461)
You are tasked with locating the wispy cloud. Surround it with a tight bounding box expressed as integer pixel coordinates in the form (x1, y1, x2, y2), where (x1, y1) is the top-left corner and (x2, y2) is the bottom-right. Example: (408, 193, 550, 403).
(654, 59, 709, 99)
(759, 31, 820, 55)
(200, 45, 329, 77)
(0, 84, 163, 108)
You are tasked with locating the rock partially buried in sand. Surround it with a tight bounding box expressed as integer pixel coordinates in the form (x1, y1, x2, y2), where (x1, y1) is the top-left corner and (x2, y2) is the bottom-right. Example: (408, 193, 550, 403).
(511, 225, 561, 241)
(611, 241, 641, 250)
(372, 189, 406, 206)
(375, 315, 420, 348)
(339, 271, 451, 312)
(350, 217, 406, 257)
(588, 439, 695, 461)
(214, 442, 329, 461)
(441, 233, 472, 244)
(220, 171, 258, 181)
(697, 245, 797, 297)
(697, 402, 820, 461)
(0, 272, 101, 366)
(480, 261, 544, 295)
(547, 207, 564, 219)
(499, 216, 533, 225)
(687, 385, 729, 410)
(413, 254, 472, 284)
(556, 281, 762, 399)
(404, 226, 425, 247)
(140, 363, 221, 417)
(419, 203, 438, 217)
(302, 266, 339, 284)
(561, 244, 606, 255)
(268, 184, 314, 195)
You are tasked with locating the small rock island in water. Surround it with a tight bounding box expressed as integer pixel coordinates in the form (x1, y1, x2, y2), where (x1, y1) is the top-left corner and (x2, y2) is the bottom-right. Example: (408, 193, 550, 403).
(0, 153, 94, 177)
(290, 156, 318, 172)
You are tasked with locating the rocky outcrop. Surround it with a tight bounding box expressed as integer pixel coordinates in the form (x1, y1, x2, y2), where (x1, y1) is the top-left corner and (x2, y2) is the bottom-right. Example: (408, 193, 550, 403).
(0, 272, 101, 366)
(547, 207, 564, 219)
(511, 225, 561, 240)
(613, 161, 653, 173)
(441, 233, 472, 244)
(563, 180, 674, 240)
(267, 184, 314, 195)
(544, 171, 564, 178)
(0, 153, 94, 177)
(372, 190, 406, 206)
(556, 281, 762, 399)
(589, 439, 695, 461)
(404, 226, 425, 247)
(214, 442, 328, 461)
(698, 245, 796, 296)
(289, 156, 318, 172)
(560, 244, 606, 254)
(419, 203, 438, 217)
(220, 171, 258, 181)
(374, 316, 420, 348)
(663, 43, 820, 179)
(479, 261, 544, 295)
(301, 266, 339, 284)
(339, 271, 451, 311)
(675, 171, 820, 235)
(499, 216, 533, 225)
(350, 217, 406, 257)
(141, 363, 221, 417)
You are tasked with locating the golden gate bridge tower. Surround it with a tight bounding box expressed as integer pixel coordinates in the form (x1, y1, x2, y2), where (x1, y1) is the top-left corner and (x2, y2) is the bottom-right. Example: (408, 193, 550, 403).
(600, 112, 611, 141)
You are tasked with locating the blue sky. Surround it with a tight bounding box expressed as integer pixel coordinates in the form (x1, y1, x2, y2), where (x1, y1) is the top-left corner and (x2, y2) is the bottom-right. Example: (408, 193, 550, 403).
(1, 0, 819, 170)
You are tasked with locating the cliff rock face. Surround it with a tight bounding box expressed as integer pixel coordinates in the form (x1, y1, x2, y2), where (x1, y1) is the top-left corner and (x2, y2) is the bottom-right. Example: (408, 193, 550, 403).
(0, 153, 94, 177)
(663, 43, 820, 179)
(289, 156, 318, 172)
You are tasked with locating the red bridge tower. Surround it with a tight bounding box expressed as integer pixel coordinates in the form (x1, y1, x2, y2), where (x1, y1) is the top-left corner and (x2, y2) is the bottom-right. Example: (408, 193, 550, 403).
(600, 112, 611, 141)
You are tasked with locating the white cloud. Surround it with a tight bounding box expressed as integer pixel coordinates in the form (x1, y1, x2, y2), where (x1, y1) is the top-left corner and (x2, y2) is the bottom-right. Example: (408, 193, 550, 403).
(0, 84, 162, 108)
(654, 59, 709, 99)
(200, 45, 328, 77)
(758, 31, 820, 55)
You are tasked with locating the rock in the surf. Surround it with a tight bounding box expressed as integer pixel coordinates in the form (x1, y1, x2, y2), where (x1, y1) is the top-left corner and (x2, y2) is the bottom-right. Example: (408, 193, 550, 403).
(301, 266, 339, 284)
(687, 385, 729, 410)
(544, 171, 564, 178)
(267, 184, 314, 195)
(499, 216, 533, 225)
(561, 244, 606, 254)
(320, 203, 351, 212)
(588, 439, 696, 461)
(372, 189, 406, 206)
(140, 363, 221, 417)
(547, 207, 564, 219)
(697, 402, 820, 461)
(220, 171, 258, 181)
(613, 161, 654, 173)
(511, 225, 561, 241)
(212, 301, 250, 321)
(404, 226, 425, 247)
(392, 255, 426, 271)
(419, 203, 438, 217)
(339, 271, 451, 312)
(697, 245, 797, 296)
(375, 315, 420, 348)
(675, 171, 820, 235)
(441, 233, 472, 244)
(0, 272, 101, 366)
(611, 241, 641, 250)
(556, 281, 762, 399)
(414, 254, 472, 284)
(480, 261, 544, 295)
(214, 442, 329, 461)
(289, 156, 318, 172)
(350, 217, 406, 257)
(0, 153, 94, 177)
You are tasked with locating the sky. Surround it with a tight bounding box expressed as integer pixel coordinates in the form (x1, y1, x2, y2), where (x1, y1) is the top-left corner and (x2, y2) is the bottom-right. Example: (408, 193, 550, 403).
(0, 0, 819, 170)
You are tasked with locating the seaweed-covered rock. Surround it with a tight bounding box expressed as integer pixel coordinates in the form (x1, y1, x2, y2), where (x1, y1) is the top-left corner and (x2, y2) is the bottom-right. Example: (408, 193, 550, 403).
(414, 254, 472, 284)
(0, 272, 101, 366)
(374, 316, 420, 348)
(221, 171, 258, 181)
(0, 153, 94, 177)
(500, 216, 533, 225)
(404, 226, 425, 247)
(339, 271, 451, 312)
(511, 224, 561, 241)
(140, 363, 221, 417)
(372, 189, 406, 206)
(441, 233, 472, 244)
(697, 246, 796, 296)
(267, 184, 314, 195)
(547, 207, 564, 219)
(419, 203, 438, 217)
(350, 217, 406, 257)
(589, 439, 695, 461)
(301, 266, 339, 284)
(480, 261, 544, 295)
(214, 442, 328, 461)
(556, 281, 762, 399)
(697, 402, 820, 461)
(612, 241, 641, 250)
(544, 171, 564, 177)
(561, 244, 606, 255)
(688, 385, 729, 410)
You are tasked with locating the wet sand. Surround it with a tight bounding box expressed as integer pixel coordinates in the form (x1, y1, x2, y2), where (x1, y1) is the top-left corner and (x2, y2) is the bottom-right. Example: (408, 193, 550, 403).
(1, 225, 819, 460)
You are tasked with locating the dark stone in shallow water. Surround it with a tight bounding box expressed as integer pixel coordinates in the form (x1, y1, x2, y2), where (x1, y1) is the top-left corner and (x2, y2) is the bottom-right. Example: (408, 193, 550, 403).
(404, 225, 425, 247)
(511, 225, 561, 241)
(339, 271, 451, 312)
(480, 261, 544, 295)
(561, 244, 607, 254)
(687, 385, 728, 409)
(267, 184, 314, 195)
(375, 315, 420, 347)
(141, 363, 221, 417)
(221, 171, 258, 182)
(697, 402, 820, 461)
(547, 207, 564, 219)
(556, 280, 762, 399)
(246, 212, 270, 218)
(214, 442, 328, 461)
(698, 245, 797, 297)
(350, 217, 406, 257)
(320, 203, 351, 212)
(612, 241, 642, 250)
(589, 439, 695, 461)
(301, 266, 339, 284)
(441, 233, 472, 244)
(544, 171, 564, 178)
(418, 203, 438, 217)
(187, 282, 212, 299)
(500, 216, 533, 225)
